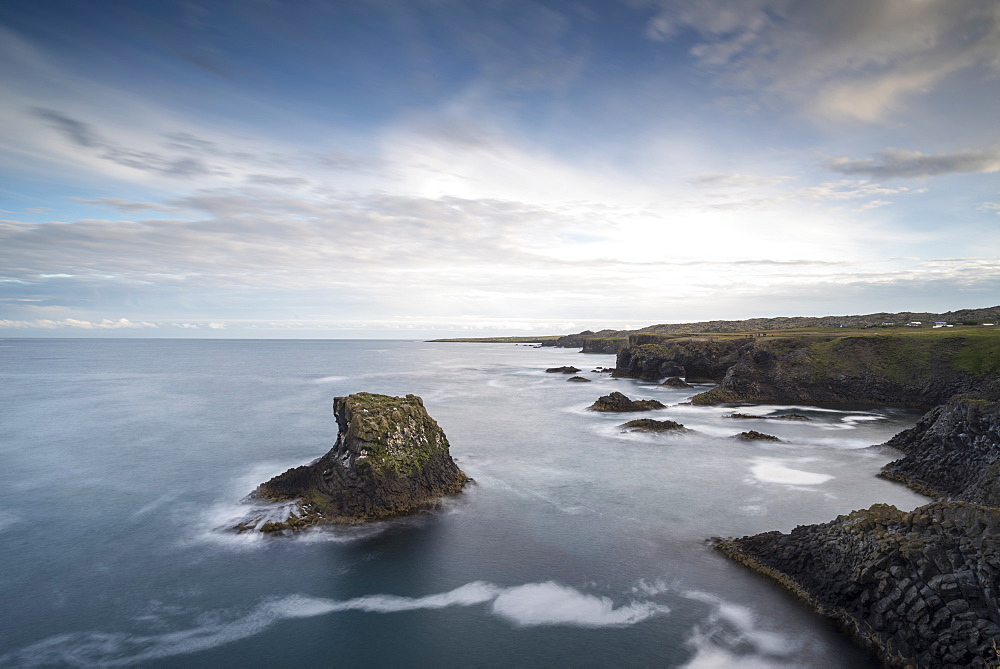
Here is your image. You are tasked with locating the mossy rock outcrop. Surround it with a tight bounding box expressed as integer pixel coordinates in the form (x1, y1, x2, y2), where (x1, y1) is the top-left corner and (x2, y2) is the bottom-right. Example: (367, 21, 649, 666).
(717, 501, 1000, 668)
(589, 391, 665, 412)
(241, 393, 468, 532)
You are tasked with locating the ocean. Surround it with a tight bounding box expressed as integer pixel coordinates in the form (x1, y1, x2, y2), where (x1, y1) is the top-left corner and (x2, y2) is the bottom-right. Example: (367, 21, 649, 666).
(0, 338, 930, 667)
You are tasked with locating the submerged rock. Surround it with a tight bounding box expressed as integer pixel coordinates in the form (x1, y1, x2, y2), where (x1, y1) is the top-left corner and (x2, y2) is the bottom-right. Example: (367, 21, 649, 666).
(240, 393, 469, 533)
(546, 366, 581, 374)
(716, 501, 1000, 668)
(733, 430, 780, 441)
(659, 376, 693, 389)
(727, 412, 810, 421)
(588, 391, 665, 412)
(567, 376, 591, 382)
(620, 418, 687, 433)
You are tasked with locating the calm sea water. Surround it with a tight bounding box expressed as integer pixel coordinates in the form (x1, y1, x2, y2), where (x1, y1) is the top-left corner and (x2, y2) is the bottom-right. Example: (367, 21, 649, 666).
(0, 339, 929, 667)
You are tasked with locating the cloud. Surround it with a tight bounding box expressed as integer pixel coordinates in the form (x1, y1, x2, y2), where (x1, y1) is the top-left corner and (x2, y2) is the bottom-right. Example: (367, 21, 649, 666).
(70, 198, 184, 213)
(636, 0, 1000, 122)
(826, 148, 1000, 179)
(30, 107, 101, 147)
(0, 318, 157, 329)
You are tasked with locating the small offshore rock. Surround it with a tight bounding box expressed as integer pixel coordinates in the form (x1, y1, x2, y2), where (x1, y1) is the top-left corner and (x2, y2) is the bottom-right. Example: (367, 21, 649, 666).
(659, 376, 693, 389)
(567, 376, 591, 382)
(620, 418, 687, 433)
(727, 412, 810, 421)
(589, 391, 666, 412)
(734, 430, 781, 441)
(546, 366, 581, 374)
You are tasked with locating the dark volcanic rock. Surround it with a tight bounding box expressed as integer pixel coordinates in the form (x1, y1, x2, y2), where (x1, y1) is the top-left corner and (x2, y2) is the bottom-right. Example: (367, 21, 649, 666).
(689, 334, 997, 408)
(242, 393, 469, 532)
(546, 366, 581, 374)
(659, 376, 693, 389)
(615, 335, 750, 381)
(879, 397, 1000, 504)
(733, 430, 780, 441)
(589, 391, 665, 412)
(716, 501, 1000, 668)
(581, 337, 628, 354)
(567, 376, 591, 382)
(620, 418, 687, 433)
(727, 412, 810, 421)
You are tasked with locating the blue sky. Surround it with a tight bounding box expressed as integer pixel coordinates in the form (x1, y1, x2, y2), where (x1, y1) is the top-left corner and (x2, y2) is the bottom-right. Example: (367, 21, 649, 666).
(1, 0, 998, 337)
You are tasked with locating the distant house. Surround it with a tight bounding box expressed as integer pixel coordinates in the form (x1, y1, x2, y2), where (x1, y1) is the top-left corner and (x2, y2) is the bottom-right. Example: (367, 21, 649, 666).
(906, 321, 922, 327)
(985, 323, 996, 326)
(881, 322, 895, 326)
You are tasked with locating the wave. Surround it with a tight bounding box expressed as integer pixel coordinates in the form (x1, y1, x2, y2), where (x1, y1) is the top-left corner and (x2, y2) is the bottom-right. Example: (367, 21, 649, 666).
(680, 591, 804, 668)
(749, 459, 834, 486)
(3, 581, 670, 666)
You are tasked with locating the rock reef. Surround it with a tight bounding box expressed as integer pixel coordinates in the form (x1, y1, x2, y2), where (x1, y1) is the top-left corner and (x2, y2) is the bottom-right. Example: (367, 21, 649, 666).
(619, 418, 687, 433)
(588, 391, 665, 412)
(716, 502, 1000, 667)
(241, 392, 468, 532)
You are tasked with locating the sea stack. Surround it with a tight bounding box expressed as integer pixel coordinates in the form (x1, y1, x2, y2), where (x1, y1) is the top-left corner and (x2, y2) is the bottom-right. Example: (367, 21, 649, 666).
(241, 392, 468, 532)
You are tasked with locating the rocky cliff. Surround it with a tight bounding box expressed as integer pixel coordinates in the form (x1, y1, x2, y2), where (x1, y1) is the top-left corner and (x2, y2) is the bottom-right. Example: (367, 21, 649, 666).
(611, 332, 1000, 408)
(716, 501, 1000, 668)
(614, 335, 751, 381)
(241, 393, 468, 532)
(879, 397, 1000, 504)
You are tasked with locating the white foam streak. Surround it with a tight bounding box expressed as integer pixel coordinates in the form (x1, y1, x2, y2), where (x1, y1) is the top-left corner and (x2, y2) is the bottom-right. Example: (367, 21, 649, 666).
(5, 581, 667, 666)
(681, 591, 801, 668)
(750, 460, 834, 485)
(492, 582, 669, 627)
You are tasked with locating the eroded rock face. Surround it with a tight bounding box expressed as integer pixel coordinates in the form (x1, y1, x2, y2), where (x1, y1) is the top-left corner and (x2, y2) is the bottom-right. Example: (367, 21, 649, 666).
(879, 397, 1000, 505)
(689, 335, 994, 408)
(588, 391, 665, 412)
(716, 501, 1000, 668)
(241, 393, 468, 532)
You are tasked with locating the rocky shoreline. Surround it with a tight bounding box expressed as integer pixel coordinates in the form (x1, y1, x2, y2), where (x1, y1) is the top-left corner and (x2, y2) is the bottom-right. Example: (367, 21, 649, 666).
(602, 327, 1000, 666)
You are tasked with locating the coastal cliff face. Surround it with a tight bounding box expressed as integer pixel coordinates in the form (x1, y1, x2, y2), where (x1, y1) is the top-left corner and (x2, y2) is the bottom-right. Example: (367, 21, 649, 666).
(614, 335, 750, 381)
(716, 501, 1000, 668)
(879, 397, 1000, 504)
(245, 393, 468, 532)
(611, 333, 997, 408)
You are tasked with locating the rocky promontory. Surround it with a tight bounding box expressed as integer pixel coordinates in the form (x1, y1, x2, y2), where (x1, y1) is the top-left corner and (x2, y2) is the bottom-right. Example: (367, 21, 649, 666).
(240, 393, 468, 532)
(716, 501, 1000, 667)
(612, 331, 1000, 409)
(879, 396, 1000, 505)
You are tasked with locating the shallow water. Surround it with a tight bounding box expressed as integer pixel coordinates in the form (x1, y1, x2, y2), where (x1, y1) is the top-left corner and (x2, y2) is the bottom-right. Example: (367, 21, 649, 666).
(0, 339, 928, 667)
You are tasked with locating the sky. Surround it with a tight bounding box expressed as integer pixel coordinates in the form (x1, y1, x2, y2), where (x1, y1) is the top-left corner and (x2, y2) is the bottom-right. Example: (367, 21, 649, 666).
(1, 0, 998, 338)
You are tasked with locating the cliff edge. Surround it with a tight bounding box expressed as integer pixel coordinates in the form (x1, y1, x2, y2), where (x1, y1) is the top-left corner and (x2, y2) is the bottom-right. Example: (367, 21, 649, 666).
(240, 392, 468, 532)
(716, 501, 1000, 668)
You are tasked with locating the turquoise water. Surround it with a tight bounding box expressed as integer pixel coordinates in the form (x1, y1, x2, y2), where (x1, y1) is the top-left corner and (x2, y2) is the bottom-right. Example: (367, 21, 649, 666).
(0, 339, 929, 667)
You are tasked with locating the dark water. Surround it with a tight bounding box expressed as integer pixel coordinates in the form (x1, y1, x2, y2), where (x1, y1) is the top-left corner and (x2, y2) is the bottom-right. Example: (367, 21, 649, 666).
(0, 339, 929, 667)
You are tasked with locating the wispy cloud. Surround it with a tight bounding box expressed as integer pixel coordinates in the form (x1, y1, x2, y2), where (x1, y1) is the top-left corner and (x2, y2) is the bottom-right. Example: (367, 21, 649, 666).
(826, 148, 1000, 179)
(638, 0, 1000, 122)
